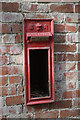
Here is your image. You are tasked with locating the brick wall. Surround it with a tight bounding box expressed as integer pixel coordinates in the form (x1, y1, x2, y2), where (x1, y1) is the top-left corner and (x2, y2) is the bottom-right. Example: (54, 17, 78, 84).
(0, 0, 80, 119)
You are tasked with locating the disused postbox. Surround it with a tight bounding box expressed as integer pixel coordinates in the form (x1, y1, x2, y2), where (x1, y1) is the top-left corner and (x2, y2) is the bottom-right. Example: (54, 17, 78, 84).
(23, 19, 54, 105)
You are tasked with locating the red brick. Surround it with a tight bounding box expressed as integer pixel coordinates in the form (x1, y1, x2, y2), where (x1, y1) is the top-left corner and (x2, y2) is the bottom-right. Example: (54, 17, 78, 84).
(67, 54, 78, 61)
(0, 66, 9, 75)
(75, 5, 80, 13)
(17, 85, 23, 94)
(2, 24, 11, 34)
(50, 4, 73, 13)
(76, 90, 80, 97)
(23, 105, 33, 113)
(9, 76, 22, 84)
(0, 76, 8, 86)
(65, 25, 76, 32)
(55, 24, 65, 32)
(6, 95, 23, 106)
(33, 104, 42, 112)
(62, 91, 72, 99)
(2, 2, 19, 12)
(55, 24, 76, 33)
(30, 4, 37, 11)
(54, 44, 75, 52)
(54, 54, 66, 61)
(2, 86, 16, 96)
(78, 26, 80, 32)
(60, 109, 80, 118)
(78, 62, 80, 71)
(35, 110, 58, 118)
(12, 24, 22, 33)
(49, 100, 72, 109)
(15, 34, 22, 43)
(54, 35, 65, 43)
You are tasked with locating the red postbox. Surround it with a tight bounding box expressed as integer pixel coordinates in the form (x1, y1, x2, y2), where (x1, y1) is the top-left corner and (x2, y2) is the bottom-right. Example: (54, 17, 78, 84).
(23, 19, 54, 105)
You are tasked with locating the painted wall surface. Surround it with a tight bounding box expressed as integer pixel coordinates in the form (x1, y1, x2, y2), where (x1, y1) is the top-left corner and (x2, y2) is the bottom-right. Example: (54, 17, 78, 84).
(0, 0, 80, 119)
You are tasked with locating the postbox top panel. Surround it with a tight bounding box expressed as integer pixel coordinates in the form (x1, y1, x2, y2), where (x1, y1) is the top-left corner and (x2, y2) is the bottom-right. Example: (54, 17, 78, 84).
(24, 19, 54, 37)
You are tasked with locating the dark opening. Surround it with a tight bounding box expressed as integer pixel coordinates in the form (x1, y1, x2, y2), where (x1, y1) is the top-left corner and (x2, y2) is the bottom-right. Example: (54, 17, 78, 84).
(30, 49, 49, 98)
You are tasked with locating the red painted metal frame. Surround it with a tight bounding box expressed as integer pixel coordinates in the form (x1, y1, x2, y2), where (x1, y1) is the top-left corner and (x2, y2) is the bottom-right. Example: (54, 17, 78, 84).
(23, 19, 54, 105)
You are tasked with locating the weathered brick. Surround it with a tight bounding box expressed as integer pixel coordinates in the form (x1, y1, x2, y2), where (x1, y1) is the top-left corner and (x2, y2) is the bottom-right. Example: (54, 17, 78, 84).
(65, 13, 79, 23)
(0, 35, 2, 43)
(2, 34, 16, 43)
(67, 81, 76, 89)
(78, 25, 80, 32)
(52, 13, 64, 23)
(66, 63, 76, 71)
(77, 44, 80, 53)
(54, 44, 75, 52)
(78, 62, 80, 71)
(67, 54, 78, 61)
(6, 95, 23, 106)
(35, 110, 58, 118)
(49, 100, 72, 109)
(17, 85, 23, 94)
(2, 13, 23, 23)
(55, 24, 65, 32)
(37, 4, 49, 13)
(23, 105, 33, 113)
(0, 76, 8, 86)
(10, 45, 22, 54)
(9, 65, 22, 75)
(9, 76, 22, 84)
(54, 34, 65, 43)
(2, 2, 19, 12)
(64, 72, 78, 81)
(75, 4, 80, 13)
(8, 105, 22, 114)
(66, 33, 79, 43)
(73, 98, 80, 107)
(15, 34, 22, 43)
(66, 25, 76, 32)
(12, 24, 22, 33)
(2, 86, 16, 96)
(76, 90, 80, 97)
(50, 4, 73, 13)
(10, 55, 23, 64)
(38, 0, 80, 2)
(22, 2, 38, 12)
(60, 109, 80, 118)
(0, 44, 22, 54)
(0, 55, 9, 65)
(54, 54, 66, 61)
